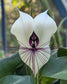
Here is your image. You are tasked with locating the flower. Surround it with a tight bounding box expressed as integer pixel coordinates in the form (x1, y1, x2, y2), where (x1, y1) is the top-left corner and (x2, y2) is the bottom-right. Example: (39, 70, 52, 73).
(11, 10, 57, 77)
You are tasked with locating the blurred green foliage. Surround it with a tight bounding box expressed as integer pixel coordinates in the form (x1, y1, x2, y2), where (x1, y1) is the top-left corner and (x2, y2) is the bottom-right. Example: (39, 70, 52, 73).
(0, 51, 4, 58)
(0, 49, 67, 84)
(13, 0, 25, 8)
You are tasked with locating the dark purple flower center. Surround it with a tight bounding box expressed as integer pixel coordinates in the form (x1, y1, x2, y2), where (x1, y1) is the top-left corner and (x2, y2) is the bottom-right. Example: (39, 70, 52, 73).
(29, 32, 39, 48)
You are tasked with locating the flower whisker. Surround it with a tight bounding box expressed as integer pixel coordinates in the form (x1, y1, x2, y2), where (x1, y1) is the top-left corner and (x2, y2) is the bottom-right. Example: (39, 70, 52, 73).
(19, 47, 29, 50)
(19, 50, 30, 59)
(19, 51, 32, 74)
(38, 47, 50, 54)
(17, 39, 27, 47)
(24, 51, 32, 64)
(38, 50, 49, 60)
(42, 49, 50, 54)
(36, 51, 48, 64)
(19, 49, 29, 55)
(35, 52, 39, 71)
(32, 51, 35, 75)
(39, 41, 50, 48)
(7, 47, 19, 50)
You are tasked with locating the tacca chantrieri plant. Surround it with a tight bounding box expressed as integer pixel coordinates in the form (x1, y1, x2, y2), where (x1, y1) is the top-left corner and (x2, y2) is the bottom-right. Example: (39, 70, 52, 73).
(11, 10, 57, 77)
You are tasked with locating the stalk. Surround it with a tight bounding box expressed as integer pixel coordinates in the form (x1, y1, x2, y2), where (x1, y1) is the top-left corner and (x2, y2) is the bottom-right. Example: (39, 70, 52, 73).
(57, 17, 67, 47)
(30, 72, 37, 84)
(56, 29, 62, 47)
(37, 72, 40, 84)
(42, 0, 58, 48)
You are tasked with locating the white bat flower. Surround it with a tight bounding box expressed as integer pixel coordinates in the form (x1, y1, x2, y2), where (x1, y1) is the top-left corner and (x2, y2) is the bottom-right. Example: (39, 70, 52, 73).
(11, 10, 57, 77)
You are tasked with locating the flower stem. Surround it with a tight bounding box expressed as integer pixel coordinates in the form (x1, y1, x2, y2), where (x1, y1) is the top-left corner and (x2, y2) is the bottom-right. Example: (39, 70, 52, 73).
(56, 29, 63, 47)
(37, 74, 39, 84)
(42, 0, 58, 48)
(42, 0, 52, 17)
(52, 35, 58, 48)
(30, 71, 37, 84)
(30, 1, 33, 16)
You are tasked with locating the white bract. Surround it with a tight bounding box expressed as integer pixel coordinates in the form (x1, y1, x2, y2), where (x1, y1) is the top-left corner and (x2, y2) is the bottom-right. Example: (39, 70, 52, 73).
(11, 10, 57, 77)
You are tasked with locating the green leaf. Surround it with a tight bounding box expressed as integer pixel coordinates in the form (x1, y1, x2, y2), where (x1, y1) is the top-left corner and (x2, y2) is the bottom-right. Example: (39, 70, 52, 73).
(40, 51, 67, 80)
(60, 80, 67, 84)
(0, 75, 32, 84)
(16, 63, 31, 76)
(50, 70, 67, 80)
(0, 53, 23, 78)
(1, 49, 67, 81)
(57, 48, 67, 57)
(0, 53, 32, 78)
(41, 77, 55, 84)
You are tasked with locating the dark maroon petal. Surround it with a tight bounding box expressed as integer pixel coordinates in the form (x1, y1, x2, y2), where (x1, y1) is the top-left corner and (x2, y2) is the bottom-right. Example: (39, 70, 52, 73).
(29, 32, 39, 48)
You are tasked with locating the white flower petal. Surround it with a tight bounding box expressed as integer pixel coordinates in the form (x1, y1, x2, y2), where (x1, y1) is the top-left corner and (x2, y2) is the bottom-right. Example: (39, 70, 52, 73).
(19, 46, 50, 77)
(34, 46, 50, 76)
(33, 10, 57, 47)
(11, 11, 33, 47)
(19, 46, 33, 73)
